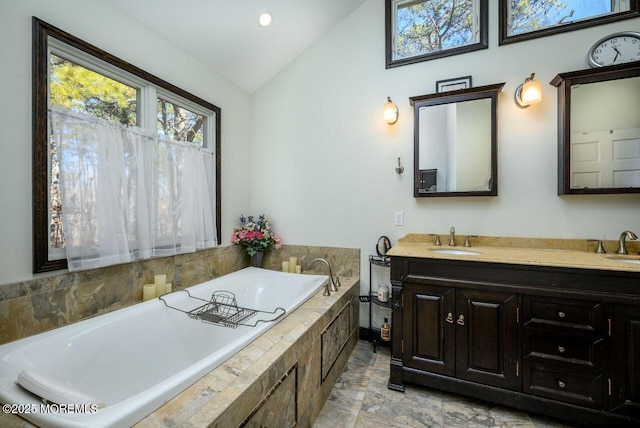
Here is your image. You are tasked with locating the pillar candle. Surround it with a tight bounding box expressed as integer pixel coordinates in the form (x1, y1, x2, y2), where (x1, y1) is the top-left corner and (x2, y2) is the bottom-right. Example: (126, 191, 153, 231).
(282, 261, 290, 272)
(296, 265, 302, 274)
(289, 257, 297, 273)
(143, 284, 157, 301)
(156, 282, 166, 296)
(165, 282, 172, 293)
(154, 274, 166, 286)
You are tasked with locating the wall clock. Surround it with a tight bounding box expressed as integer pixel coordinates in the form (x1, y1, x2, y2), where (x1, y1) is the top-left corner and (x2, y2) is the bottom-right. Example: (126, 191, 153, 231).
(588, 31, 640, 67)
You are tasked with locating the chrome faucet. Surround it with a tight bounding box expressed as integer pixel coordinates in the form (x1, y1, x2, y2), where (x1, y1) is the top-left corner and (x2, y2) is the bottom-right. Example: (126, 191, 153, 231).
(310, 258, 338, 294)
(449, 226, 456, 246)
(616, 230, 638, 255)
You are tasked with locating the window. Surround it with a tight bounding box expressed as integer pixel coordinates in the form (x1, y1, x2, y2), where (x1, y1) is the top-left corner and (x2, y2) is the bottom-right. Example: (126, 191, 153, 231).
(386, 0, 488, 68)
(500, 0, 639, 45)
(33, 18, 221, 273)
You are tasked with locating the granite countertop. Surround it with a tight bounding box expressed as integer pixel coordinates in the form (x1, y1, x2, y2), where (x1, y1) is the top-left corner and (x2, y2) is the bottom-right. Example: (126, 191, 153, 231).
(387, 234, 640, 273)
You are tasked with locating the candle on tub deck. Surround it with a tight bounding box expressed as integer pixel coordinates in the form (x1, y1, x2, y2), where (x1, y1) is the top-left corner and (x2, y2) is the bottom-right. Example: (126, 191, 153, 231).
(143, 284, 157, 301)
(289, 257, 297, 273)
(154, 274, 167, 295)
(296, 265, 302, 274)
(282, 261, 290, 272)
(165, 283, 172, 293)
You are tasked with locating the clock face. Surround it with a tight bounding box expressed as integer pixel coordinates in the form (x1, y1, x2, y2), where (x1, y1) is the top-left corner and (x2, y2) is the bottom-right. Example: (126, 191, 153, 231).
(589, 32, 640, 68)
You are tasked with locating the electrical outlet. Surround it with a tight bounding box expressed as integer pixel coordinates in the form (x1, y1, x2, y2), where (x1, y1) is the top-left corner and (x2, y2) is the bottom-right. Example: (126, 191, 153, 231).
(394, 211, 404, 226)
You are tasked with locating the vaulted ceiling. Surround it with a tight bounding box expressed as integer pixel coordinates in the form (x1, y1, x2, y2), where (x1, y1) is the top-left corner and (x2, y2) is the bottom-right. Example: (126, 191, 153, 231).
(107, 0, 367, 93)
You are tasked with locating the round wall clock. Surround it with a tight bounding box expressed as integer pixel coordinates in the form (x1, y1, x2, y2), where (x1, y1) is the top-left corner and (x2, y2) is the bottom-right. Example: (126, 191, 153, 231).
(588, 31, 640, 68)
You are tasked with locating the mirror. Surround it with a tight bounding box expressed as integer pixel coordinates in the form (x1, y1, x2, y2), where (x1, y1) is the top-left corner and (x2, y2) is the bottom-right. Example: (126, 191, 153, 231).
(551, 62, 640, 194)
(411, 83, 504, 197)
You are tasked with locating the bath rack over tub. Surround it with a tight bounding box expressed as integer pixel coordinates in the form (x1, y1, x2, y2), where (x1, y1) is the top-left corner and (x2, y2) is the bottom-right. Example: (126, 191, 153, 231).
(159, 289, 286, 328)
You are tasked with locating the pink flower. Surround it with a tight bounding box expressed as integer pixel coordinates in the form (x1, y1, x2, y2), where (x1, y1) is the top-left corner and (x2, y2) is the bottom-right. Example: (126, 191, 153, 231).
(272, 232, 282, 249)
(239, 230, 247, 239)
(256, 231, 264, 240)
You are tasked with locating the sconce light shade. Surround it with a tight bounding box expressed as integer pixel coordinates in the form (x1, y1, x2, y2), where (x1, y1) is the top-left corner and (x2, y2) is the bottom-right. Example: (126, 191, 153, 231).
(515, 73, 542, 108)
(383, 96, 399, 124)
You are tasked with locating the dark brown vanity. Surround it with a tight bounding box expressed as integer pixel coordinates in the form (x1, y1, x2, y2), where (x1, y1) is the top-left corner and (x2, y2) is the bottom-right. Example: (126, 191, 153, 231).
(388, 240, 640, 426)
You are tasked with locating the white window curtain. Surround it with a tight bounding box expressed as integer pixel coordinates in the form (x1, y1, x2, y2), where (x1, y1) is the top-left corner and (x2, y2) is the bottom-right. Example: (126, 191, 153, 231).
(50, 104, 217, 271)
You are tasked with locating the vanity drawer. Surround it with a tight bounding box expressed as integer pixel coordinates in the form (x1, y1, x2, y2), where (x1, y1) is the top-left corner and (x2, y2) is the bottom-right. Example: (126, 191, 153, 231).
(524, 332, 604, 368)
(523, 362, 603, 409)
(522, 297, 603, 334)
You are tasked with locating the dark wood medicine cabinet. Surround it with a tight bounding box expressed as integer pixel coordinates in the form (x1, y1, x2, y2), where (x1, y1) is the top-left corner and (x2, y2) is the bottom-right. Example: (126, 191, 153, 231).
(551, 61, 640, 195)
(410, 83, 503, 198)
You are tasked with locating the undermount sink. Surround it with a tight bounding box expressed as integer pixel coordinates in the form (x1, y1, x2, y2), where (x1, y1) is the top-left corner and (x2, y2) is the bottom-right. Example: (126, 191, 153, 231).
(607, 256, 640, 265)
(429, 248, 481, 256)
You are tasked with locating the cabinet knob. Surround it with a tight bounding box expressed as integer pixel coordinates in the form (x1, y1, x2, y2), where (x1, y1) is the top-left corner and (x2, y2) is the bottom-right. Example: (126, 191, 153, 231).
(445, 312, 454, 324)
(557, 311, 566, 318)
(456, 315, 465, 326)
(558, 346, 566, 354)
(557, 379, 566, 389)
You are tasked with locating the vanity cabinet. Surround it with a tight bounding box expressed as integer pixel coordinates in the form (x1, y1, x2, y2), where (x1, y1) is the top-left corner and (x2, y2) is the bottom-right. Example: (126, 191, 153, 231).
(389, 255, 640, 426)
(521, 296, 605, 409)
(609, 304, 640, 419)
(403, 282, 518, 390)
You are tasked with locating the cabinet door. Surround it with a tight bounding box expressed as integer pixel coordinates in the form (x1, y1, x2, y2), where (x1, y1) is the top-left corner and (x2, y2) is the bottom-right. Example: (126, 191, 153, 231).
(403, 282, 456, 376)
(456, 289, 519, 391)
(609, 304, 640, 418)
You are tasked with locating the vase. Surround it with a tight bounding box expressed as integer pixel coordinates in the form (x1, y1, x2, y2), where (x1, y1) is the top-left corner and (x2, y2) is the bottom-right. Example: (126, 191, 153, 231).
(251, 251, 264, 268)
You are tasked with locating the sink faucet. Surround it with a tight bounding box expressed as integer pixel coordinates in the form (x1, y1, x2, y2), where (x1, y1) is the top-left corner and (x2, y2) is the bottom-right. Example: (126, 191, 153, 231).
(616, 230, 638, 255)
(310, 258, 338, 294)
(449, 227, 456, 246)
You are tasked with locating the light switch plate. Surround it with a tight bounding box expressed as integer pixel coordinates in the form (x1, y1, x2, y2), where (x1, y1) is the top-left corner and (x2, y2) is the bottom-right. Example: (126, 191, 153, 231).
(394, 211, 404, 226)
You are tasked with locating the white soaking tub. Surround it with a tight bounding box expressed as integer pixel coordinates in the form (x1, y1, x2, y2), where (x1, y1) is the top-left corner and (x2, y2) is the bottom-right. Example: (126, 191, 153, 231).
(0, 267, 328, 428)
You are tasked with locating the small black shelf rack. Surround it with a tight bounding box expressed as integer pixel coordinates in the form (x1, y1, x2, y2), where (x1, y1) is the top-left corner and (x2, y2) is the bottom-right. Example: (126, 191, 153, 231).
(360, 255, 391, 352)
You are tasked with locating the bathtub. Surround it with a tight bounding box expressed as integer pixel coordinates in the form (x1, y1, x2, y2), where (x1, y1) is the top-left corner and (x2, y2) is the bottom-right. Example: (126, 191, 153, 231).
(0, 267, 328, 428)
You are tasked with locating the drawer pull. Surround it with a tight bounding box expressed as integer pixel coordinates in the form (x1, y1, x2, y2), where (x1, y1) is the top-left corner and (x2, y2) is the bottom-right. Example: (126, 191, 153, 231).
(445, 312, 454, 324)
(558, 311, 566, 318)
(558, 346, 566, 354)
(557, 380, 566, 389)
(457, 315, 465, 326)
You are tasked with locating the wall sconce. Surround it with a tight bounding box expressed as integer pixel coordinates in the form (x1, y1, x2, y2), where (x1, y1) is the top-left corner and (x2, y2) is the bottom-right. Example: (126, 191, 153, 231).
(514, 73, 542, 108)
(383, 96, 399, 124)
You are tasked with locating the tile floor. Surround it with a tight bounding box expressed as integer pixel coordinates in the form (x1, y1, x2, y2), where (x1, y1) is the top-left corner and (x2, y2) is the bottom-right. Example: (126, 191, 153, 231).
(314, 340, 578, 427)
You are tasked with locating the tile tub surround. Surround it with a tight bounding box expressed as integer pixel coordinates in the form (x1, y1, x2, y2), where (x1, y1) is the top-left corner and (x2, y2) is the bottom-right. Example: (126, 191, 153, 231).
(391, 234, 640, 272)
(0, 245, 359, 345)
(0, 277, 360, 427)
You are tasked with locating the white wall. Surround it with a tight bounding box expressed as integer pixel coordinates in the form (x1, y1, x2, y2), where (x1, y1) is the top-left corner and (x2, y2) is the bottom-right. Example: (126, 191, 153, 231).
(250, 0, 640, 300)
(0, 0, 252, 284)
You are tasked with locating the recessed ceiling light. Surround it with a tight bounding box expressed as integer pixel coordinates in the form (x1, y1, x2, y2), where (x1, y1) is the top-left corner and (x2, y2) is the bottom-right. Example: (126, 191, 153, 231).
(258, 12, 272, 27)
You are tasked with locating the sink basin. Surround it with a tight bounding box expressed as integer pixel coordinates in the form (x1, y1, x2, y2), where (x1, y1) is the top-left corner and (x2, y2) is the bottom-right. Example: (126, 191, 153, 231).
(607, 256, 640, 265)
(429, 248, 481, 256)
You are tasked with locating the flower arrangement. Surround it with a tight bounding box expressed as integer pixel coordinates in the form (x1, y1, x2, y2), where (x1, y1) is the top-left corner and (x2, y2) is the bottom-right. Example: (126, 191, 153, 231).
(231, 214, 282, 256)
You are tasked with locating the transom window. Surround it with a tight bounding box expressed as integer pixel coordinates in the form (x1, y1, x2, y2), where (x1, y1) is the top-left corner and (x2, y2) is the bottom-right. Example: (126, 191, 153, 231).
(500, 0, 638, 44)
(386, 0, 487, 68)
(33, 18, 221, 273)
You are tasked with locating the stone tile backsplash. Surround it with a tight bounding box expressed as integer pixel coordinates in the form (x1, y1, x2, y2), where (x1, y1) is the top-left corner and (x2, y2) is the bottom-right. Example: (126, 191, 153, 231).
(0, 245, 359, 345)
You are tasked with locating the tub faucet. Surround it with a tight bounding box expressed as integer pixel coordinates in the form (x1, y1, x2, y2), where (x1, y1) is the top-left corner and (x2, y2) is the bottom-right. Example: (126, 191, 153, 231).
(449, 227, 456, 246)
(616, 230, 638, 255)
(310, 258, 338, 294)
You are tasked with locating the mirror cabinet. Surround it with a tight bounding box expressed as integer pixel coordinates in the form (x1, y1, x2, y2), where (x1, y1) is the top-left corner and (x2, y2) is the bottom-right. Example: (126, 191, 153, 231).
(551, 62, 640, 195)
(410, 83, 504, 197)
